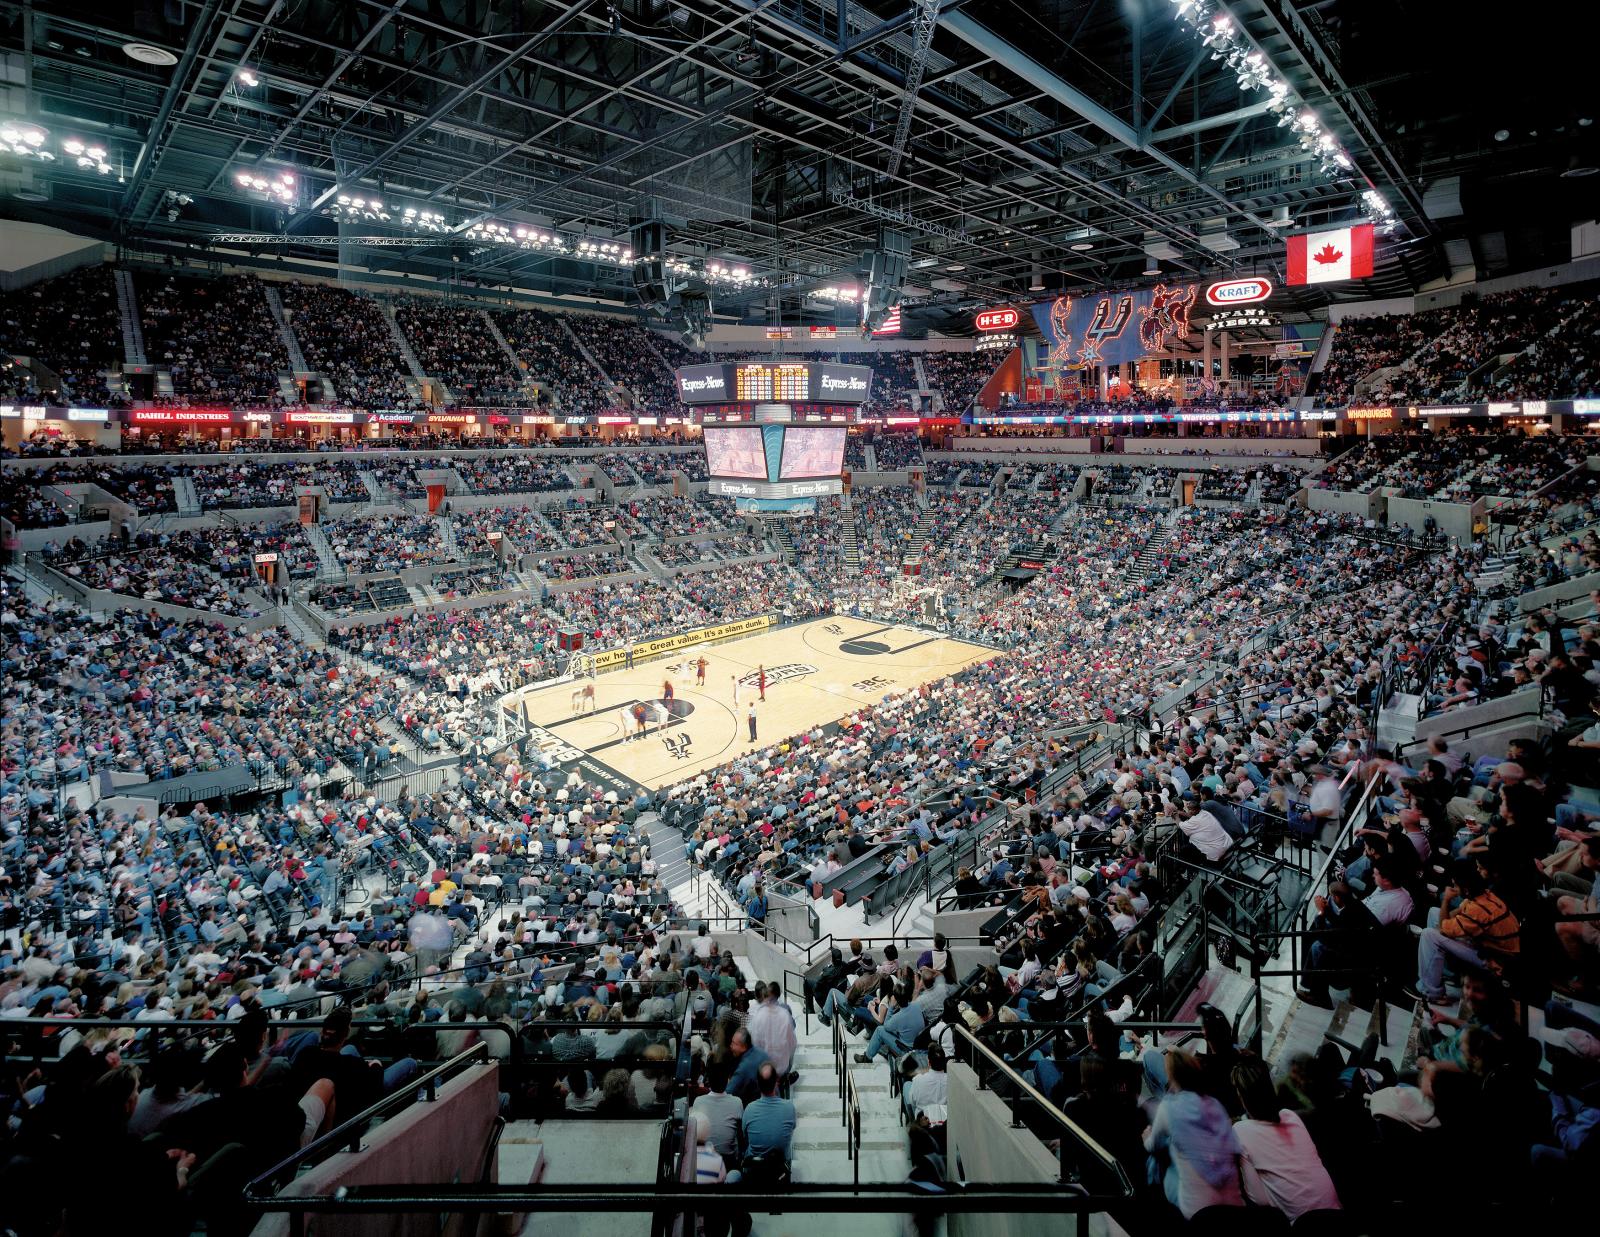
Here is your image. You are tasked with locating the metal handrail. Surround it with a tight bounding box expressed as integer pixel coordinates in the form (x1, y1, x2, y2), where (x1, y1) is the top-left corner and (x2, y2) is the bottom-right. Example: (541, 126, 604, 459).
(952, 1025, 1134, 1199)
(247, 1043, 492, 1193)
(1397, 686, 1551, 756)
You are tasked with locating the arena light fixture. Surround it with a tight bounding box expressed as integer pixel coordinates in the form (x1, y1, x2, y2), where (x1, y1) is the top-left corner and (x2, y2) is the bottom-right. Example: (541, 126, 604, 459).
(234, 166, 297, 205)
(0, 121, 52, 160)
(1165, 0, 1394, 228)
(236, 68, 261, 88)
(324, 190, 395, 223)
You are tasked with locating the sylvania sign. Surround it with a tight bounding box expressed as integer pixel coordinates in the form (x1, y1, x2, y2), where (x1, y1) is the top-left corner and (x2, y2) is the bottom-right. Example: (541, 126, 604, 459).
(1205, 278, 1273, 307)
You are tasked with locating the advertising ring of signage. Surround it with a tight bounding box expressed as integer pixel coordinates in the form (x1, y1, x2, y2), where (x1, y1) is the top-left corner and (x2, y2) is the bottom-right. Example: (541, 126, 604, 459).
(1205, 277, 1273, 307)
(975, 307, 1020, 332)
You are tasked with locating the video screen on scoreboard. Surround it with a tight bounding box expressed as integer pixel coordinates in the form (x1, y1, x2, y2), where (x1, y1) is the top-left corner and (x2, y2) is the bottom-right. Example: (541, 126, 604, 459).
(778, 426, 847, 479)
(703, 425, 769, 480)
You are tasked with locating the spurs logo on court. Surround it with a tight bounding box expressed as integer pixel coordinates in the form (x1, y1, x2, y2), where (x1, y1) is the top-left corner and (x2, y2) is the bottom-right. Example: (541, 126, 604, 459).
(524, 723, 587, 766)
(739, 664, 817, 685)
(661, 732, 694, 760)
(822, 623, 845, 635)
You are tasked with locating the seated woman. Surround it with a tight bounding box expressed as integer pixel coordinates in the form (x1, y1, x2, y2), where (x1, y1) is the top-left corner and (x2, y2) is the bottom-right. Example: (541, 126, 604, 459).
(1142, 1048, 1245, 1221)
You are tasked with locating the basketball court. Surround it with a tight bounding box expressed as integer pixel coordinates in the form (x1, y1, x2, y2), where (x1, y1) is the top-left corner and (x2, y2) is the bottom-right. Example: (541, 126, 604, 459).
(509, 614, 996, 789)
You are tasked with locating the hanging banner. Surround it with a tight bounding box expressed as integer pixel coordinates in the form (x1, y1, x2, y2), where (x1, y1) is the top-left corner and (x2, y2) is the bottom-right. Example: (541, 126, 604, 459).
(1031, 283, 1198, 374)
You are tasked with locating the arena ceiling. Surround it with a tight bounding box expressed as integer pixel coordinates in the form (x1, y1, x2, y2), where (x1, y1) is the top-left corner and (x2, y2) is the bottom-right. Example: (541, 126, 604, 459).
(1, 0, 1594, 332)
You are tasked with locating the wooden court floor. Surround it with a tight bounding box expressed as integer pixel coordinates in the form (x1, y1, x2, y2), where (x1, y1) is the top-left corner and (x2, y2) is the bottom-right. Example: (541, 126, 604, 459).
(512, 614, 996, 789)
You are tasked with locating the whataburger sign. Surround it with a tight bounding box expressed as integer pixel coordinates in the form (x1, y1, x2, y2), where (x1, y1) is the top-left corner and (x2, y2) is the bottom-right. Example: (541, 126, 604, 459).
(591, 614, 778, 673)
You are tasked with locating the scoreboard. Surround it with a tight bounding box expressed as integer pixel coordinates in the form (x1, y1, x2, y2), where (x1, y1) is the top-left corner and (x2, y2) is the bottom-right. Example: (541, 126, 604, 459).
(677, 361, 873, 406)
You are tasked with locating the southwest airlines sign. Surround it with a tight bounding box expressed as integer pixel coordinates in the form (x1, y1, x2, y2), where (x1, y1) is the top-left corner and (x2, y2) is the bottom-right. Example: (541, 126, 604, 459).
(1205, 278, 1273, 307)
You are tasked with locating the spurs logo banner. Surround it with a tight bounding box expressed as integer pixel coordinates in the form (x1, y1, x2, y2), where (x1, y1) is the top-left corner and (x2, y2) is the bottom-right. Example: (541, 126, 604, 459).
(1032, 284, 1198, 368)
(1286, 223, 1374, 285)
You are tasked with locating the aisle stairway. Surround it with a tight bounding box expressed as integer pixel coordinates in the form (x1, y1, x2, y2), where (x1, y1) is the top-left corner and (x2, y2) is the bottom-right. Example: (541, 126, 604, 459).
(1122, 525, 1172, 583)
(788, 1010, 912, 1194)
(840, 507, 862, 573)
(900, 508, 937, 571)
(769, 521, 798, 564)
(172, 475, 201, 517)
(559, 317, 614, 385)
(302, 523, 343, 578)
(381, 303, 429, 380)
(262, 284, 311, 372)
(282, 601, 326, 649)
(113, 268, 147, 366)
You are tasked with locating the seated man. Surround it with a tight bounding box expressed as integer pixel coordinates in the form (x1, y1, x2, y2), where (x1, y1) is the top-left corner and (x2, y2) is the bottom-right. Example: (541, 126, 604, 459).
(1295, 881, 1380, 1009)
(855, 980, 926, 1065)
(902, 1042, 950, 1121)
(1176, 800, 1233, 866)
(740, 1063, 796, 1169)
(725, 1028, 770, 1105)
(1409, 863, 1521, 1004)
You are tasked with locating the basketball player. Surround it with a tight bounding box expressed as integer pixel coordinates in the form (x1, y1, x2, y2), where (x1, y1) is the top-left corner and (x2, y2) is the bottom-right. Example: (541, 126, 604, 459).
(631, 701, 648, 740)
(581, 682, 596, 713)
(731, 673, 741, 707)
(619, 701, 636, 741)
(662, 678, 674, 706)
(757, 664, 767, 702)
(696, 655, 708, 686)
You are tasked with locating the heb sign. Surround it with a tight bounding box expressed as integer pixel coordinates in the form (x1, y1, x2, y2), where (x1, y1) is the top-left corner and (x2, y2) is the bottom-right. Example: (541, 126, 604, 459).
(1205, 277, 1273, 307)
(975, 307, 1020, 332)
(591, 613, 778, 673)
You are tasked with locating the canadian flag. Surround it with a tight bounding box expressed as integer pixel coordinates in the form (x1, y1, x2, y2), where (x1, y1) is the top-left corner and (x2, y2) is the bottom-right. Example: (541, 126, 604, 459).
(1286, 223, 1374, 285)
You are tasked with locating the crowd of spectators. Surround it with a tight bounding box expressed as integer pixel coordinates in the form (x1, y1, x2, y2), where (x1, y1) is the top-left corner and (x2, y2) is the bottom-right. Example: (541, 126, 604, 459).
(451, 453, 576, 494)
(568, 317, 680, 415)
(871, 431, 924, 470)
(322, 514, 450, 575)
(10, 389, 1600, 1228)
(920, 351, 996, 414)
(455, 505, 563, 557)
(1318, 285, 1600, 407)
(1315, 311, 1438, 408)
(278, 283, 417, 409)
(0, 265, 123, 406)
(8, 462, 177, 518)
(183, 458, 370, 506)
(137, 273, 288, 406)
(1481, 298, 1600, 402)
(1314, 432, 1592, 500)
(393, 301, 522, 405)
(621, 496, 736, 540)
(491, 309, 608, 415)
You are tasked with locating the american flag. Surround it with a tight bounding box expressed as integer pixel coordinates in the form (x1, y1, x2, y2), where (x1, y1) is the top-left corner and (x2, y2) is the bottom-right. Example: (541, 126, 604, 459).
(871, 307, 902, 335)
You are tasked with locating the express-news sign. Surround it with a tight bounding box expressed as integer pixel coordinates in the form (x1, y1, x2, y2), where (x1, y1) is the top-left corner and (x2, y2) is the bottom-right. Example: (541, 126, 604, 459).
(975, 307, 1020, 332)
